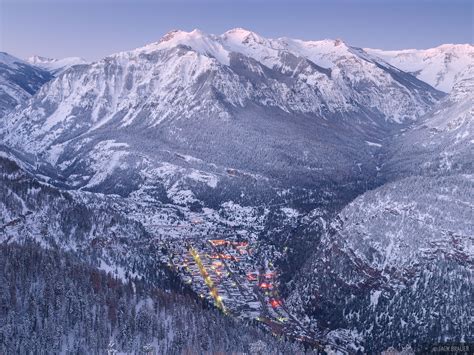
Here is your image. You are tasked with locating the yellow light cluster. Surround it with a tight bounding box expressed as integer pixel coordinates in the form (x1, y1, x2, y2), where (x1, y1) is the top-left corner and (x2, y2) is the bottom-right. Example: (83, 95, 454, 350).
(189, 247, 227, 314)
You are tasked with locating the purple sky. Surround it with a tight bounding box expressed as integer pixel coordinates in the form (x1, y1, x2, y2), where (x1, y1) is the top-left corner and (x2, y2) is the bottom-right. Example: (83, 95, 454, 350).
(1, 0, 472, 60)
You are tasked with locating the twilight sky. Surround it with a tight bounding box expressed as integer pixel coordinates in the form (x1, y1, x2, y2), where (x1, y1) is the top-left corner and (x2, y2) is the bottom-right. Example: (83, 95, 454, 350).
(0, 0, 472, 61)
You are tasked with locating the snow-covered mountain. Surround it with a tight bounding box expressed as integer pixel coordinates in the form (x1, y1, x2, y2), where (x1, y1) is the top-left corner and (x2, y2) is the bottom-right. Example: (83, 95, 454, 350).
(366, 44, 474, 93)
(1, 29, 442, 194)
(288, 173, 473, 352)
(0, 30, 444, 282)
(27, 55, 88, 75)
(1, 28, 471, 353)
(382, 74, 473, 179)
(0, 52, 52, 117)
(136, 28, 442, 122)
(287, 69, 473, 352)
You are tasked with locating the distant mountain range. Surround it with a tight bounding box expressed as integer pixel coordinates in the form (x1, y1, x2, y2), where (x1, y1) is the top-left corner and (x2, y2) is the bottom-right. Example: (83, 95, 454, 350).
(27, 55, 88, 75)
(0, 29, 472, 353)
(366, 44, 473, 92)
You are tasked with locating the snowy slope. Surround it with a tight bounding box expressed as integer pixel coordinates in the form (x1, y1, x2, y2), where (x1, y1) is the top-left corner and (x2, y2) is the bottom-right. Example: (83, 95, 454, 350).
(382, 74, 473, 179)
(288, 174, 473, 352)
(366, 44, 474, 93)
(0, 52, 52, 117)
(287, 69, 474, 352)
(27, 55, 88, 75)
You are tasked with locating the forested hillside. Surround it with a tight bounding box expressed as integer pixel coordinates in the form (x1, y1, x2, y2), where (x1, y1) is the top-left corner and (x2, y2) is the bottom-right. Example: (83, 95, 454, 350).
(0, 242, 309, 354)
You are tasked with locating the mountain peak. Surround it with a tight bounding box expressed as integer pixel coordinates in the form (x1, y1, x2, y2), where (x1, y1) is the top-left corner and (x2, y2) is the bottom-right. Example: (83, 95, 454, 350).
(138, 29, 231, 64)
(221, 28, 267, 45)
(223, 27, 258, 37)
(159, 29, 190, 43)
(27, 55, 56, 64)
(158, 28, 211, 42)
(224, 27, 253, 34)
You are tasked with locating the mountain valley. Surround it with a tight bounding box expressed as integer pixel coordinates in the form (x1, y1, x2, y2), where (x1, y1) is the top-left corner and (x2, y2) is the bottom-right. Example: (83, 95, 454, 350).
(0, 29, 472, 354)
